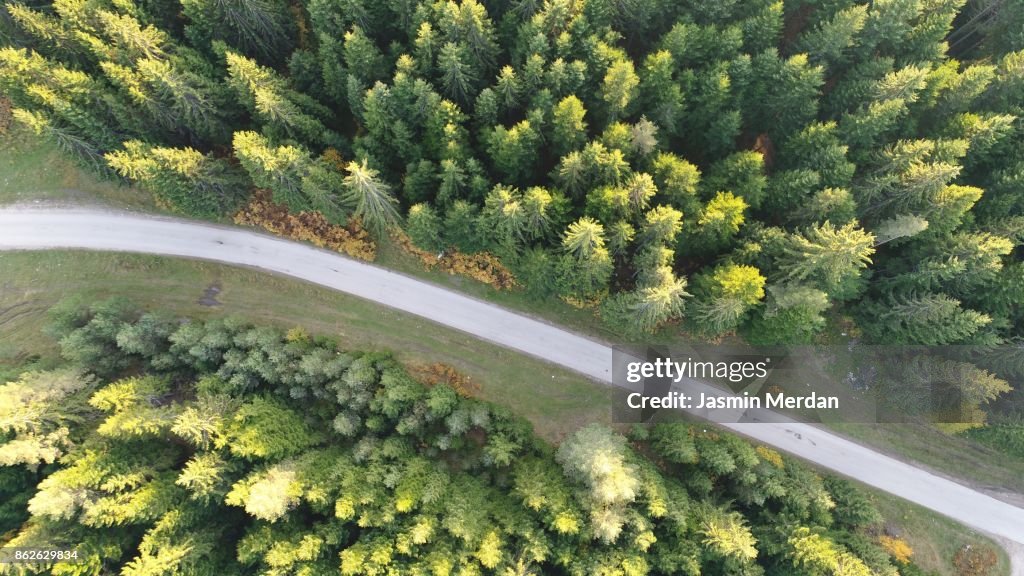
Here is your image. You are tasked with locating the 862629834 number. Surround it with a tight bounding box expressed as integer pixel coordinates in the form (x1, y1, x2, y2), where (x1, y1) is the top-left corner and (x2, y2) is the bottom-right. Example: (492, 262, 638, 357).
(0, 547, 81, 564)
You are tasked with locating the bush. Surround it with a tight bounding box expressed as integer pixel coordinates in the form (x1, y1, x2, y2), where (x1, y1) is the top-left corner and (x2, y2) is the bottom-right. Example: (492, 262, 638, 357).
(953, 544, 997, 576)
(962, 419, 1024, 459)
(878, 535, 914, 564)
(234, 191, 376, 261)
(391, 229, 517, 290)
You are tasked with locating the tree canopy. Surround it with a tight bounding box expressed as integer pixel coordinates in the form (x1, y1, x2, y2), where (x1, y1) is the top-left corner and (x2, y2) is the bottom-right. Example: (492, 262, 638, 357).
(0, 300, 920, 575)
(2, 0, 1023, 357)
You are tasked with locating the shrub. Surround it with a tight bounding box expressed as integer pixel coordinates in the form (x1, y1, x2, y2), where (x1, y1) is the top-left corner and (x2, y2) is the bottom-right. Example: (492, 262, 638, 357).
(408, 362, 480, 397)
(878, 535, 914, 564)
(391, 230, 517, 290)
(234, 191, 376, 261)
(953, 544, 997, 576)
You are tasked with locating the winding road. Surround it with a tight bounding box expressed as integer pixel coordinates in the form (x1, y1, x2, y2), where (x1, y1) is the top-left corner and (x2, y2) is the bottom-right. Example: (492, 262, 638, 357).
(1, 206, 1023, 570)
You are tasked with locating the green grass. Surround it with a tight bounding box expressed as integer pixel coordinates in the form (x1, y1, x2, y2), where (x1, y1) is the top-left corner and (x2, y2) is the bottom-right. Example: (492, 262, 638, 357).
(834, 422, 1024, 497)
(868, 487, 1011, 576)
(0, 132, 158, 210)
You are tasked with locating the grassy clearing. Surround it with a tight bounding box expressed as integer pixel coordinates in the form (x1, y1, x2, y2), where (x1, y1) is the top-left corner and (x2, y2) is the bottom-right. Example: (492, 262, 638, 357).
(0, 132, 158, 210)
(0, 250, 611, 441)
(868, 487, 1011, 576)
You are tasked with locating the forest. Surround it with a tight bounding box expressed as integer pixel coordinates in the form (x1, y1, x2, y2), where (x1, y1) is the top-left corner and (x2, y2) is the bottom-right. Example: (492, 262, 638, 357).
(0, 0, 1022, 345)
(0, 298, 952, 575)
(2, 0, 1024, 572)
(3, 0, 1024, 447)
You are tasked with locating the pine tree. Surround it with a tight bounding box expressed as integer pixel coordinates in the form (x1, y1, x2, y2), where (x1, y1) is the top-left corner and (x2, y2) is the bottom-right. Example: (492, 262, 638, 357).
(556, 425, 639, 544)
(482, 184, 528, 249)
(603, 272, 690, 335)
(601, 59, 639, 121)
(689, 263, 766, 336)
(749, 51, 824, 138)
(557, 218, 614, 301)
(225, 51, 341, 147)
(778, 221, 876, 299)
(780, 122, 856, 189)
(94, 11, 169, 65)
(746, 284, 831, 344)
(699, 507, 758, 566)
(437, 41, 476, 104)
(433, 0, 498, 74)
(688, 191, 747, 257)
(107, 140, 248, 217)
(181, 0, 294, 63)
(4, 3, 86, 64)
(407, 203, 445, 251)
(225, 463, 303, 521)
(521, 186, 560, 242)
(551, 94, 588, 156)
(132, 57, 231, 144)
(0, 370, 91, 469)
(638, 50, 685, 135)
(630, 117, 659, 158)
(864, 293, 992, 345)
(653, 152, 702, 214)
(12, 108, 111, 174)
(233, 131, 345, 218)
(798, 5, 869, 69)
(341, 159, 401, 235)
(343, 25, 386, 84)
(641, 205, 684, 247)
(788, 526, 874, 576)
(873, 214, 929, 245)
(90, 376, 179, 439)
(702, 151, 767, 209)
(487, 119, 540, 184)
(218, 396, 321, 460)
(493, 65, 520, 113)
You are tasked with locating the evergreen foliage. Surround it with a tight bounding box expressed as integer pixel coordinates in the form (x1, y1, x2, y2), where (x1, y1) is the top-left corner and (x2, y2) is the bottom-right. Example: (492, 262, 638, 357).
(0, 302, 914, 575)
(1, 0, 1023, 369)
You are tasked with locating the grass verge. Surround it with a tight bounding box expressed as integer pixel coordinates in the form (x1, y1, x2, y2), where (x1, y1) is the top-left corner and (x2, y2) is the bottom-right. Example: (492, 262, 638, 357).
(0, 132, 157, 210)
(834, 422, 1024, 499)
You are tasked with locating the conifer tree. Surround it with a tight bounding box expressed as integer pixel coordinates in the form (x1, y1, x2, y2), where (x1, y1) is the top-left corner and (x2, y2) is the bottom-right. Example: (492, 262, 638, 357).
(778, 221, 876, 299)
(107, 141, 247, 217)
(689, 263, 766, 337)
(233, 130, 345, 218)
(341, 159, 401, 235)
(601, 59, 639, 121)
(551, 94, 588, 156)
(225, 51, 342, 148)
(746, 284, 831, 344)
(864, 293, 992, 345)
(181, 0, 294, 63)
(556, 217, 613, 302)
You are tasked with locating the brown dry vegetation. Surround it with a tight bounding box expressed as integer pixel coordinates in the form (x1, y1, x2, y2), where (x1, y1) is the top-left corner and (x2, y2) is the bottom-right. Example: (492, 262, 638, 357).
(233, 191, 376, 261)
